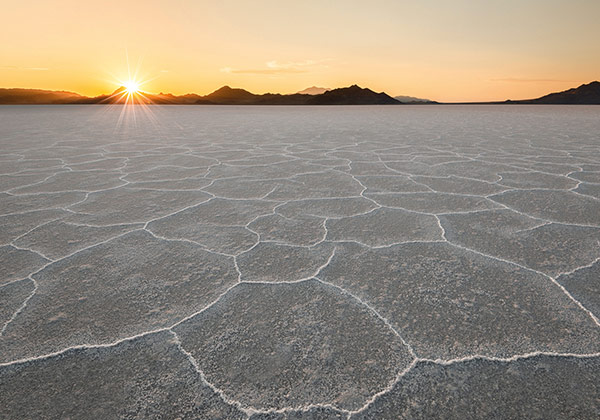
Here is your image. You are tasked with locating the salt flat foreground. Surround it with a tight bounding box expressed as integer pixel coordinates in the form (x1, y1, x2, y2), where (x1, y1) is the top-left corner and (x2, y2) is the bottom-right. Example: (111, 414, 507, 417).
(0, 105, 599, 419)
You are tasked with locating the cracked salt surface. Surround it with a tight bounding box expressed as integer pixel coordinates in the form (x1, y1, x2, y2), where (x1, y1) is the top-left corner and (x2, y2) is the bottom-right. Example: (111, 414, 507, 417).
(1, 105, 600, 418)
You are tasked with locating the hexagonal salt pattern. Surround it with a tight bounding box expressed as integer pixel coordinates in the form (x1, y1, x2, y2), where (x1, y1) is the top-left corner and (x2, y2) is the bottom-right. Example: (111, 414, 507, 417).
(319, 242, 600, 360)
(1, 105, 600, 417)
(0, 332, 246, 419)
(351, 355, 600, 420)
(173, 281, 413, 411)
(0, 230, 238, 362)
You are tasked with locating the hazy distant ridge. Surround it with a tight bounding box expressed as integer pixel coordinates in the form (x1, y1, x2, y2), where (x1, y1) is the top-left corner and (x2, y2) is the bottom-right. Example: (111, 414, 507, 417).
(394, 95, 435, 104)
(296, 86, 331, 95)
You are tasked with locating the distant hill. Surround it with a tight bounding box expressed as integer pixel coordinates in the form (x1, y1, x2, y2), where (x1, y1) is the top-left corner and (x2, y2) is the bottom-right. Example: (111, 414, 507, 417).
(0, 88, 85, 104)
(194, 86, 310, 105)
(506, 81, 600, 104)
(198, 85, 258, 104)
(307, 85, 399, 105)
(297, 86, 330, 95)
(394, 95, 435, 104)
(0, 84, 401, 105)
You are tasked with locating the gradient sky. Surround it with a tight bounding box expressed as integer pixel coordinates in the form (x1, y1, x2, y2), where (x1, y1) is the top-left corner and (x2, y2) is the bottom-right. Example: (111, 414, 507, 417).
(2, 0, 599, 102)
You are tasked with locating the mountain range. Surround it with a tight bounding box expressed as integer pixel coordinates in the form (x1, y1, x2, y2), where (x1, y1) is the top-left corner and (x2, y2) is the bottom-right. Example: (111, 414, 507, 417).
(0, 85, 400, 105)
(1, 82, 599, 105)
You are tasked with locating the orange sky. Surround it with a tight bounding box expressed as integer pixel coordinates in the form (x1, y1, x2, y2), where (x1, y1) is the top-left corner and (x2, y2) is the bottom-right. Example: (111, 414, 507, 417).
(2, 0, 599, 102)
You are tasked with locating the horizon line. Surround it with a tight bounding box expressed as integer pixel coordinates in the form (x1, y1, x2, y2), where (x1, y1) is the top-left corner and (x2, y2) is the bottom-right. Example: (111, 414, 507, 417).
(1, 80, 598, 105)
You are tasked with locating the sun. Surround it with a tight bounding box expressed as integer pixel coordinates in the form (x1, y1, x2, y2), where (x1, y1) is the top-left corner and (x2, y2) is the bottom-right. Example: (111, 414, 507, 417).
(108, 53, 158, 105)
(124, 80, 140, 95)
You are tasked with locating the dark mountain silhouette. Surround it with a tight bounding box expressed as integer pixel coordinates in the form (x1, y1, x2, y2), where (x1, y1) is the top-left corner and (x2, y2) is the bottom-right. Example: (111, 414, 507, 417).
(251, 93, 312, 105)
(195, 86, 310, 105)
(307, 85, 399, 105)
(72, 87, 135, 104)
(0, 84, 399, 105)
(505, 81, 600, 104)
(194, 85, 400, 105)
(0, 88, 85, 104)
(75, 87, 164, 104)
(196, 85, 258, 104)
(66, 87, 202, 105)
(4, 81, 600, 105)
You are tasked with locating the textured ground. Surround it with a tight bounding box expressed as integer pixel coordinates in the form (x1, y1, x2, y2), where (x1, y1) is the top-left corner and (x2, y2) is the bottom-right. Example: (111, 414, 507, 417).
(1, 105, 599, 419)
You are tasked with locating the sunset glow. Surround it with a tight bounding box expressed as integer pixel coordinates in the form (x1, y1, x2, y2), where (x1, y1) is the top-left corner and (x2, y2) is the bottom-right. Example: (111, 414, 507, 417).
(1, 0, 599, 102)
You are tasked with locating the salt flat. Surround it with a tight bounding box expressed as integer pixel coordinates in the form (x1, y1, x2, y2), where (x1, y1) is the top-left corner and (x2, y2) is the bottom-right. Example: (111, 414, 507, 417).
(0, 105, 599, 419)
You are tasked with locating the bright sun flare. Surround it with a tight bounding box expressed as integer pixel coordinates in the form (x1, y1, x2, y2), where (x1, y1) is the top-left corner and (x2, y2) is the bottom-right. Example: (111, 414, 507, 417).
(124, 81, 140, 94)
